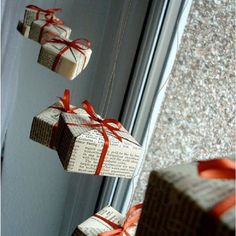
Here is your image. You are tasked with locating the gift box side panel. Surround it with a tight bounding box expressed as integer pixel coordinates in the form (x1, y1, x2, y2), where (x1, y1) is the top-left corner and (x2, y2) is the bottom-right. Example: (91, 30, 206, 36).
(38, 46, 57, 71)
(29, 21, 41, 42)
(29, 105, 62, 149)
(73, 48, 92, 78)
(23, 8, 45, 27)
(78, 206, 124, 236)
(29, 116, 54, 149)
(71, 228, 86, 236)
(136, 171, 234, 236)
(66, 131, 141, 178)
(17, 21, 30, 38)
(38, 44, 77, 80)
(55, 114, 66, 150)
(57, 116, 77, 169)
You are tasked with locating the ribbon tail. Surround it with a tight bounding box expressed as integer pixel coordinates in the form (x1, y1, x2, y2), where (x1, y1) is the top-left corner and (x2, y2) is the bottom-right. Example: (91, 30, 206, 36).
(210, 192, 236, 217)
(98, 229, 123, 236)
(95, 127, 109, 176)
(198, 158, 236, 179)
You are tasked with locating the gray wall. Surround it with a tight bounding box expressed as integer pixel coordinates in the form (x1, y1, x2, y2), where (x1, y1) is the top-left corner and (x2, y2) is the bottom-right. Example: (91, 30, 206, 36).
(2, 1, 117, 235)
(2, 0, 149, 235)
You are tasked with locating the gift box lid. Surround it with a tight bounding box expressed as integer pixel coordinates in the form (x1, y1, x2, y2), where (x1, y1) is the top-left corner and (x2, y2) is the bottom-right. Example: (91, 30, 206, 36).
(61, 110, 141, 147)
(42, 38, 92, 68)
(32, 19, 71, 35)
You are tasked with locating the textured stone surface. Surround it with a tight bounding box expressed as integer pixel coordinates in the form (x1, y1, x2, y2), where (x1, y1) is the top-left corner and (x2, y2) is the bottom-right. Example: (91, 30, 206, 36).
(133, 0, 236, 203)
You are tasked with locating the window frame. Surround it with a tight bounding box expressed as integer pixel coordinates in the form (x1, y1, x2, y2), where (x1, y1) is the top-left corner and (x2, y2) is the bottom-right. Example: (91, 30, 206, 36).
(96, 0, 190, 214)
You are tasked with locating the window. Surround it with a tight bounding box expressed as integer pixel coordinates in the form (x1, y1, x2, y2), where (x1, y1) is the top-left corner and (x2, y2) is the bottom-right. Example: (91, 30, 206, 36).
(96, 0, 192, 214)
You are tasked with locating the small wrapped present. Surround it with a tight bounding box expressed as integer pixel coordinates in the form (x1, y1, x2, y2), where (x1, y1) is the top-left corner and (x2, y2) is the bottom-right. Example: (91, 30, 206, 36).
(23, 5, 62, 27)
(136, 159, 235, 236)
(56, 100, 141, 177)
(38, 38, 92, 80)
(17, 20, 30, 38)
(29, 15, 71, 44)
(72, 204, 142, 236)
(30, 89, 78, 149)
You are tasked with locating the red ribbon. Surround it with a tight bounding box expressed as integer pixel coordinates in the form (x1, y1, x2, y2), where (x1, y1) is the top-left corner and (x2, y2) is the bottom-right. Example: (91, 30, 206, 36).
(95, 204, 143, 236)
(49, 89, 77, 148)
(45, 38, 91, 72)
(198, 158, 236, 217)
(81, 100, 123, 175)
(38, 14, 66, 43)
(51, 89, 77, 113)
(26, 5, 62, 20)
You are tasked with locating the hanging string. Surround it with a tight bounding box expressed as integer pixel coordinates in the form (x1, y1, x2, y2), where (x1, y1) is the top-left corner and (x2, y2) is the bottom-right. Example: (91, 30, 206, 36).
(100, 0, 133, 117)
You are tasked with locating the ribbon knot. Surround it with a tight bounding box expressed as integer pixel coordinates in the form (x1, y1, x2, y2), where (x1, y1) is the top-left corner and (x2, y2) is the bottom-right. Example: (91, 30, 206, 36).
(95, 204, 143, 236)
(51, 89, 77, 113)
(45, 38, 91, 72)
(198, 158, 236, 217)
(81, 100, 122, 175)
(44, 14, 64, 25)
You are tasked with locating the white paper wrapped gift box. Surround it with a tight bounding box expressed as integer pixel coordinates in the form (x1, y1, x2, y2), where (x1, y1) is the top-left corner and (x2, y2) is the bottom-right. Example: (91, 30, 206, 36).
(38, 38, 92, 80)
(72, 204, 142, 236)
(29, 16, 71, 44)
(136, 159, 235, 236)
(30, 90, 78, 150)
(56, 100, 141, 178)
(17, 20, 30, 38)
(23, 5, 62, 27)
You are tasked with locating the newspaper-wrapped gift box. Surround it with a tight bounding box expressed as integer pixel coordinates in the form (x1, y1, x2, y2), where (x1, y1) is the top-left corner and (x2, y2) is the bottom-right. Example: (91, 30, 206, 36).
(29, 17, 71, 44)
(72, 206, 137, 236)
(30, 90, 77, 149)
(23, 5, 62, 27)
(17, 20, 30, 38)
(136, 161, 235, 236)
(38, 38, 92, 80)
(56, 101, 141, 178)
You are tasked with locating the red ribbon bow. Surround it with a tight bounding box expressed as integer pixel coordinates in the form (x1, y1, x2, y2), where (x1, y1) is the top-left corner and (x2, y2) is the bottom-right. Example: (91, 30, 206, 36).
(198, 158, 236, 217)
(81, 100, 122, 175)
(26, 5, 62, 20)
(94, 204, 143, 236)
(51, 89, 77, 113)
(38, 14, 65, 43)
(45, 38, 91, 73)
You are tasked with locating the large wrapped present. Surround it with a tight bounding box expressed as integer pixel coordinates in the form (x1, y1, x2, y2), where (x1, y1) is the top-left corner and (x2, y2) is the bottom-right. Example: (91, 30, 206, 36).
(30, 89, 78, 149)
(56, 100, 141, 177)
(136, 159, 235, 236)
(23, 5, 62, 27)
(29, 15, 71, 44)
(17, 20, 30, 38)
(38, 38, 92, 80)
(72, 204, 142, 236)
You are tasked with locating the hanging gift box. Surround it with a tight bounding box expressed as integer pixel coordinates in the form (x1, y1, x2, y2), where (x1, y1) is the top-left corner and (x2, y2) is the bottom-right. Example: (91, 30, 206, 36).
(72, 204, 142, 236)
(38, 38, 92, 80)
(17, 20, 31, 38)
(29, 15, 71, 44)
(136, 159, 235, 236)
(56, 100, 141, 178)
(23, 5, 62, 27)
(30, 89, 78, 149)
